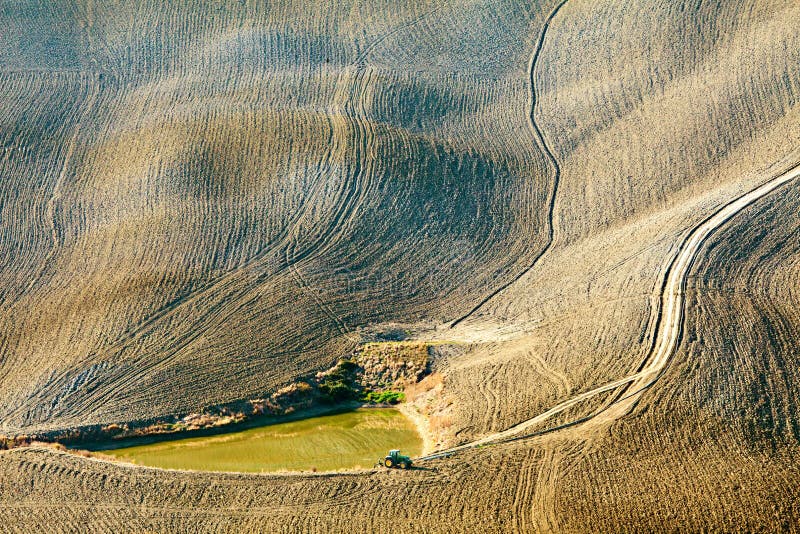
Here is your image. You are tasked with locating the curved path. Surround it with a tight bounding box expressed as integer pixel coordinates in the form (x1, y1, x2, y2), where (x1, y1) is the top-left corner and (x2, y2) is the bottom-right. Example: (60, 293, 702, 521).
(449, 0, 571, 328)
(421, 162, 800, 461)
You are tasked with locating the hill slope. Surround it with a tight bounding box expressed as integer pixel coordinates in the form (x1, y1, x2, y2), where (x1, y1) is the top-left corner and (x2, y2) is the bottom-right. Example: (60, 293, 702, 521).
(1, 0, 799, 531)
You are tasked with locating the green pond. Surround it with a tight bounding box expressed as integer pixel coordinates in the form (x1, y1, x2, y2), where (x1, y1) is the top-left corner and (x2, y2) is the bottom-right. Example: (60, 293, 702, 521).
(104, 408, 422, 473)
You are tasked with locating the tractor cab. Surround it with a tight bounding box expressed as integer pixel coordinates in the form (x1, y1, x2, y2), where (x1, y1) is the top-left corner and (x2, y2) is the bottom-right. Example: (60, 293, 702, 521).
(381, 449, 412, 469)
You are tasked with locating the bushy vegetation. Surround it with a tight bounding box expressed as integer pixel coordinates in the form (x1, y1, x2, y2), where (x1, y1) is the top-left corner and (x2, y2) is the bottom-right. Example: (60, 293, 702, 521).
(318, 379, 358, 402)
(317, 358, 412, 405)
(360, 390, 405, 405)
(318, 360, 360, 402)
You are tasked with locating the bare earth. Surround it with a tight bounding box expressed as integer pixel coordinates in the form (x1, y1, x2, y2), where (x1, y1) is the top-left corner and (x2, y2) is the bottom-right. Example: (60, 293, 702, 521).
(1, 0, 799, 532)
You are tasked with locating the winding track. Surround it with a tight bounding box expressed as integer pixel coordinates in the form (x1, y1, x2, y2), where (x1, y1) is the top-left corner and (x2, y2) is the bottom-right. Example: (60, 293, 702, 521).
(449, 0, 571, 329)
(430, 0, 800, 461)
(421, 162, 800, 461)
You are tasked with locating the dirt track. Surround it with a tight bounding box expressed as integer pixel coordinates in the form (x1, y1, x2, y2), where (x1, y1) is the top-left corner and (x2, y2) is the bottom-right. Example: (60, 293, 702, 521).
(422, 162, 800, 460)
(2, 1, 800, 531)
(449, 0, 570, 329)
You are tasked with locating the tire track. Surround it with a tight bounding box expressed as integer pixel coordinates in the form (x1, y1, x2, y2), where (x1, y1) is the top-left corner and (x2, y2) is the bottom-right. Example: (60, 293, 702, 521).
(284, 67, 383, 342)
(526, 348, 570, 398)
(24, 33, 402, 423)
(353, 6, 442, 67)
(511, 448, 538, 531)
(20, 76, 100, 300)
(13, 13, 432, 424)
(422, 162, 800, 461)
(531, 447, 560, 534)
(450, 0, 571, 329)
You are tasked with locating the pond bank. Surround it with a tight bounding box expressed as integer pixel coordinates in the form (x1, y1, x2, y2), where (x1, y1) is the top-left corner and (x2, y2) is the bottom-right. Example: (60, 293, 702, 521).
(102, 408, 422, 473)
(0, 341, 434, 451)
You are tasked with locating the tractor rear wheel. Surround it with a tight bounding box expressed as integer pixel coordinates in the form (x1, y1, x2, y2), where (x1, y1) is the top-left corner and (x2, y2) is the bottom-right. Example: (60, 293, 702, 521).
(384, 458, 395, 468)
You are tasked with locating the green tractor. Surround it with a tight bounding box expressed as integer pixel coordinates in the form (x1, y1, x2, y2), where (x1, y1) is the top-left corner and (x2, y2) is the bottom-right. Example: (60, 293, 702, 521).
(380, 449, 412, 469)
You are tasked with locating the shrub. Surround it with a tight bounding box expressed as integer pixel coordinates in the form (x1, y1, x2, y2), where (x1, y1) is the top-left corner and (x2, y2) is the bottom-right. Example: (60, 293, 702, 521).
(361, 390, 405, 404)
(319, 379, 357, 402)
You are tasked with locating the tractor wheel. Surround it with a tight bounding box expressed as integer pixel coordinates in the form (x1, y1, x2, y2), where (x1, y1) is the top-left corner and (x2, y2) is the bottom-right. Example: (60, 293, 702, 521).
(384, 458, 395, 468)
(402, 461, 411, 469)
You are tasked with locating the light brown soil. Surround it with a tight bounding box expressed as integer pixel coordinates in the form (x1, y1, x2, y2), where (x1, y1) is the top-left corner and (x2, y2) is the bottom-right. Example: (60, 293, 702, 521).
(1, 0, 799, 531)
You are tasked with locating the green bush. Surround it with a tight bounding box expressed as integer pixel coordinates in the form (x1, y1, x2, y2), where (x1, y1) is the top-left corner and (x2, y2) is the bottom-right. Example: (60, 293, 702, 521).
(319, 379, 356, 402)
(324, 359, 359, 383)
(318, 359, 362, 402)
(361, 390, 405, 405)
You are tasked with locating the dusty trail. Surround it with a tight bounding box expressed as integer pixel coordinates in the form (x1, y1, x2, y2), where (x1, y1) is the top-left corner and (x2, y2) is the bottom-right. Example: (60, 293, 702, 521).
(421, 162, 800, 461)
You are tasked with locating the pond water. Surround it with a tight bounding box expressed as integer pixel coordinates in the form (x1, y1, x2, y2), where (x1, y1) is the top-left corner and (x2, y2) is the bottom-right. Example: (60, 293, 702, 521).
(104, 408, 422, 473)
